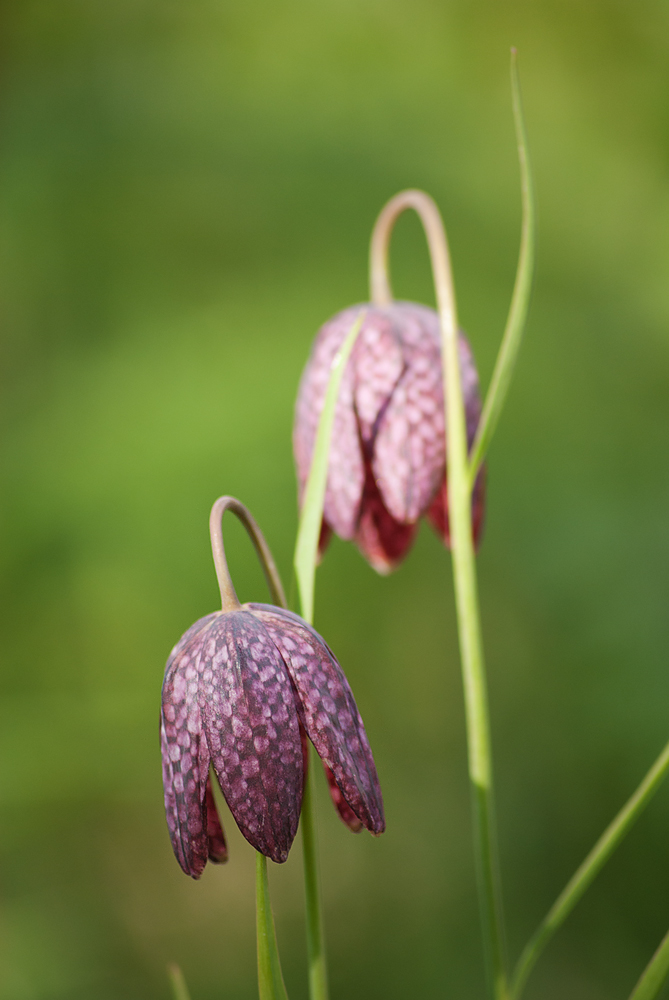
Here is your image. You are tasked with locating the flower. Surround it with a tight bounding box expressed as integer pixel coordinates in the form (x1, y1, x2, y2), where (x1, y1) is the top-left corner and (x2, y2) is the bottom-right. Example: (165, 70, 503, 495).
(161, 602, 385, 878)
(293, 301, 485, 573)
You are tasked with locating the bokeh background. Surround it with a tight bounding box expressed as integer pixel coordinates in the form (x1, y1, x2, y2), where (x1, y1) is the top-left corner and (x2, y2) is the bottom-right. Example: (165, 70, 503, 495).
(2, 2, 669, 998)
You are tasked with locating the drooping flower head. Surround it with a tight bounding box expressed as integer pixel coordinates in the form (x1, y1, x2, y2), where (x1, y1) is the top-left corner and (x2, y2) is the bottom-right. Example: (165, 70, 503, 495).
(293, 302, 485, 573)
(160, 497, 384, 878)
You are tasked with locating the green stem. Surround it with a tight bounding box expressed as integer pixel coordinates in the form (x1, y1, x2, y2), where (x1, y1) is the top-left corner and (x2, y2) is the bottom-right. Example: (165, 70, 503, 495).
(293, 312, 363, 1000)
(468, 48, 535, 485)
(629, 928, 669, 1000)
(208, 497, 291, 999)
(370, 188, 508, 999)
(301, 746, 328, 1000)
(294, 312, 364, 624)
(256, 853, 291, 1000)
(167, 964, 192, 1000)
(511, 738, 669, 999)
(439, 227, 508, 1000)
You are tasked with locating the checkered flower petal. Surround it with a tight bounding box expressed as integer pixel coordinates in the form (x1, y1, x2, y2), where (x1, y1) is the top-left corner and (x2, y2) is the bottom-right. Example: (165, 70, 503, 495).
(249, 604, 385, 835)
(161, 613, 222, 878)
(198, 612, 304, 865)
(161, 603, 384, 876)
(294, 301, 485, 571)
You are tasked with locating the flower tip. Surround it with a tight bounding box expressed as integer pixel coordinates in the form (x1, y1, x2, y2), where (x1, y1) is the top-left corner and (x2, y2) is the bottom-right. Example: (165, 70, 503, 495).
(324, 763, 364, 833)
(208, 848, 228, 865)
(366, 555, 395, 576)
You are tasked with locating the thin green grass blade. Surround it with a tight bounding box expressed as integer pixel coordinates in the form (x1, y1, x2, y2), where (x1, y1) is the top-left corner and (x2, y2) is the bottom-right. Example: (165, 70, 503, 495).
(511, 738, 669, 998)
(468, 48, 535, 484)
(629, 929, 669, 1000)
(293, 310, 364, 625)
(256, 853, 291, 1000)
(167, 964, 192, 1000)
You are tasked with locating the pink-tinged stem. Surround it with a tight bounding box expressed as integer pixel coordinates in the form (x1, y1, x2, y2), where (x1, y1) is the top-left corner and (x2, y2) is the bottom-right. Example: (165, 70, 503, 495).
(209, 495, 287, 612)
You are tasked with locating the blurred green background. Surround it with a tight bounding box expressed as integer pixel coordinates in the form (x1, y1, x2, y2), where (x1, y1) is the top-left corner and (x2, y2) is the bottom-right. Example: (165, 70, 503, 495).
(2, 2, 669, 998)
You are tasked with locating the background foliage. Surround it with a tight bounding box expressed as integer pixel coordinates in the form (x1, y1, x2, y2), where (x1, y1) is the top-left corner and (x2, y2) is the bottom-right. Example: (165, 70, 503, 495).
(2, 2, 669, 998)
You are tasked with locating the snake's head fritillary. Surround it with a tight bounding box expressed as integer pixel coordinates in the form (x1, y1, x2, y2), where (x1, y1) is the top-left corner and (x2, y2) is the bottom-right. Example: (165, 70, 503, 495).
(294, 302, 485, 573)
(161, 604, 384, 878)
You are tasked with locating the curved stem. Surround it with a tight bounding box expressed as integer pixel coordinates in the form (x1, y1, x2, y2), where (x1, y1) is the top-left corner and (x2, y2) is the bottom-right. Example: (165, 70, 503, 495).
(511, 737, 669, 999)
(256, 853, 291, 1000)
(369, 189, 455, 311)
(629, 927, 669, 1000)
(207, 498, 291, 999)
(469, 48, 535, 484)
(370, 190, 508, 999)
(209, 496, 287, 612)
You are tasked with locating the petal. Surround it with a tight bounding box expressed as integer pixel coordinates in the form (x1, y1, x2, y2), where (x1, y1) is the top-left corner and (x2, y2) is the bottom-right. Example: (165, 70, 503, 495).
(293, 307, 365, 540)
(165, 612, 221, 676)
(161, 623, 217, 878)
(323, 764, 363, 833)
(248, 605, 385, 836)
(426, 477, 449, 545)
(351, 313, 404, 442)
(205, 775, 228, 863)
(426, 465, 486, 551)
(372, 307, 444, 523)
(317, 520, 333, 563)
(197, 612, 304, 864)
(324, 360, 364, 539)
(355, 454, 417, 573)
(456, 331, 483, 447)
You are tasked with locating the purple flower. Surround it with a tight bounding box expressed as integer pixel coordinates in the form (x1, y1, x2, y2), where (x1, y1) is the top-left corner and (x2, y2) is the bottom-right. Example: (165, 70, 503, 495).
(294, 302, 485, 573)
(161, 602, 385, 878)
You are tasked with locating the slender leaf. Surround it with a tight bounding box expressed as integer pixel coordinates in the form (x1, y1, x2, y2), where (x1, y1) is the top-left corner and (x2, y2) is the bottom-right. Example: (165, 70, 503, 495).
(629, 929, 669, 1000)
(511, 738, 669, 998)
(469, 48, 535, 483)
(294, 310, 364, 625)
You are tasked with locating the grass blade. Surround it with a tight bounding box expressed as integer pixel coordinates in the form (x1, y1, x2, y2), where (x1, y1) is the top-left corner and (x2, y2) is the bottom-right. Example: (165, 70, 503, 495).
(629, 929, 669, 1000)
(511, 738, 669, 998)
(469, 47, 535, 483)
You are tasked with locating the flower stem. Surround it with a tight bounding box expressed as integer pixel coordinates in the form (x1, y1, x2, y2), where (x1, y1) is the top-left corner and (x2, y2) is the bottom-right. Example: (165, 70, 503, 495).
(510, 737, 669, 999)
(167, 964, 192, 1000)
(437, 218, 508, 1000)
(209, 495, 287, 611)
(628, 927, 669, 1000)
(469, 48, 535, 485)
(209, 496, 291, 999)
(301, 747, 328, 1000)
(370, 188, 508, 999)
(256, 853, 291, 1000)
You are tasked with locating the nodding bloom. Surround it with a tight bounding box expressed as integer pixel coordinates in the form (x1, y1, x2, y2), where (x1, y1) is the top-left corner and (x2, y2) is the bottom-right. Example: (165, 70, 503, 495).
(293, 302, 485, 574)
(161, 602, 385, 878)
